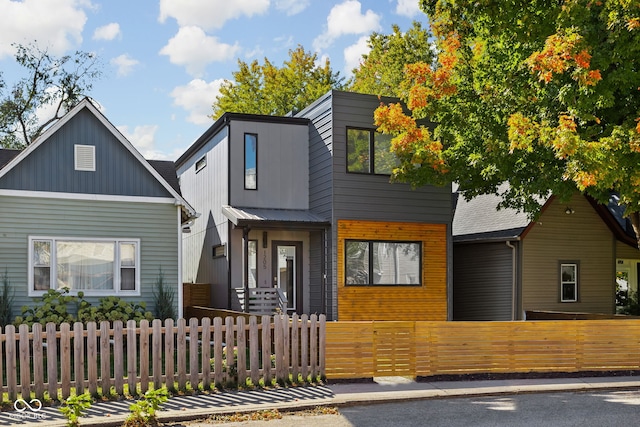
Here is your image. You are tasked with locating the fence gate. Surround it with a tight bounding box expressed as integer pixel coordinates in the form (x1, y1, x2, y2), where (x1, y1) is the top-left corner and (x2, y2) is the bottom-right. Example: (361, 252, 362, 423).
(373, 321, 416, 378)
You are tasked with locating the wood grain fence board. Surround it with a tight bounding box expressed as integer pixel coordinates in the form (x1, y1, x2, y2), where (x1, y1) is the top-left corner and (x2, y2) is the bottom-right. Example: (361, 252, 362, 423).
(6, 326, 16, 401)
(126, 320, 137, 394)
(237, 316, 247, 386)
(113, 321, 124, 396)
(213, 317, 223, 386)
(152, 320, 162, 390)
(261, 315, 271, 384)
(291, 314, 299, 380)
(225, 317, 234, 384)
(189, 318, 199, 389)
(19, 324, 30, 399)
(274, 315, 284, 383)
(32, 324, 44, 400)
(100, 321, 111, 393)
(319, 315, 326, 378)
(201, 317, 211, 390)
(310, 315, 318, 379)
(60, 323, 71, 399)
(139, 320, 150, 394)
(283, 314, 290, 381)
(46, 323, 58, 399)
(177, 319, 187, 390)
(87, 322, 98, 396)
(164, 319, 175, 391)
(300, 314, 309, 380)
(249, 316, 259, 385)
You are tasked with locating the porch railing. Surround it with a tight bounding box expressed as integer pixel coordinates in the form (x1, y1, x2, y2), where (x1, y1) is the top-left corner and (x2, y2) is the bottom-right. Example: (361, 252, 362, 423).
(238, 288, 288, 314)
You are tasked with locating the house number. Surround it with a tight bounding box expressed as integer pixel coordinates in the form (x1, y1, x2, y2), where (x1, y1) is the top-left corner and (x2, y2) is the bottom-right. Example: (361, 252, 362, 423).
(262, 250, 267, 269)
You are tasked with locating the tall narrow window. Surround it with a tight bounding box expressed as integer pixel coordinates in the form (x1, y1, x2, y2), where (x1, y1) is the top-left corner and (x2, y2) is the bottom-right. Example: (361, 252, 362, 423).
(247, 240, 257, 288)
(560, 263, 578, 302)
(245, 133, 257, 190)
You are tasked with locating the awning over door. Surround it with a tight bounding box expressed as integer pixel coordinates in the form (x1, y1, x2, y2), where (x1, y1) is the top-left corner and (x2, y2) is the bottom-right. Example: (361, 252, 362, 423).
(222, 205, 330, 230)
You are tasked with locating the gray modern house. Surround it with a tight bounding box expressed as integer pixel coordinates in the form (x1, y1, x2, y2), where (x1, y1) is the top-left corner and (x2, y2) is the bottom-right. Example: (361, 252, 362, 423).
(0, 99, 196, 318)
(177, 90, 452, 321)
(452, 188, 640, 320)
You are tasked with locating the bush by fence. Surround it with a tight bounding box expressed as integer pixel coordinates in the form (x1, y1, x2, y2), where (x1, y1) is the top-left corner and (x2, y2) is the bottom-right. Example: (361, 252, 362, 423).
(0, 314, 325, 403)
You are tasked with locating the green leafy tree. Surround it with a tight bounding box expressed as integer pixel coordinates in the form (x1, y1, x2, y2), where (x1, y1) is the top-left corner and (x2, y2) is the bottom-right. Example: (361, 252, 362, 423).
(212, 45, 344, 119)
(350, 21, 435, 97)
(0, 43, 101, 148)
(374, 1, 640, 238)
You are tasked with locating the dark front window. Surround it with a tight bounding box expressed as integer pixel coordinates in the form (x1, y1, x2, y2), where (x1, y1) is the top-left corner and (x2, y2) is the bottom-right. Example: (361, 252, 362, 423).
(245, 133, 257, 190)
(347, 128, 397, 175)
(345, 240, 421, 285)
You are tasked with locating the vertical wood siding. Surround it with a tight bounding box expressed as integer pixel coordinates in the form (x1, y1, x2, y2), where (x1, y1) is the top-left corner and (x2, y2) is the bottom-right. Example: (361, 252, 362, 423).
(0, 196, 179, 316)
(336, 219, 447, 321)
(522, 194, 615, 314)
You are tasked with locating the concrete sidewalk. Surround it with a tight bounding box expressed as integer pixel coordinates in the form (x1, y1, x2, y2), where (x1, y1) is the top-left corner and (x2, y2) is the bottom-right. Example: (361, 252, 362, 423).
(3, 376, 640, 426)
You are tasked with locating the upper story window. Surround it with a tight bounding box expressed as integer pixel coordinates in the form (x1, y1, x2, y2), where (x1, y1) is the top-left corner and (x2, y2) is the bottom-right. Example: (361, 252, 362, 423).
(560, 262, 578, 302)
(345, 240, 422, 285)
(346, 128, 397, 175)
(245, 133, 257, 190)
(29, 236, 140, 296)
(195, 155, 207, 173)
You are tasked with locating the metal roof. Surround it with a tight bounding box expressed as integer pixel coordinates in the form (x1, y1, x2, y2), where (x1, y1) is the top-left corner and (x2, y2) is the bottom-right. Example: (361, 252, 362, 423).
(222, 205, 329, 229)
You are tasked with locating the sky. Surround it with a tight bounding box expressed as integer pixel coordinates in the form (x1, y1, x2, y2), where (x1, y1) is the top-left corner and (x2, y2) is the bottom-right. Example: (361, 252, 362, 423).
(0, 0, 427, 161)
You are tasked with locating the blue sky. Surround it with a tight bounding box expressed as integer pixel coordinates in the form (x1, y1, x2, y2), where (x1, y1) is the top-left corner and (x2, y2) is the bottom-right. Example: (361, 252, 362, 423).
(0, 0, 427, 160)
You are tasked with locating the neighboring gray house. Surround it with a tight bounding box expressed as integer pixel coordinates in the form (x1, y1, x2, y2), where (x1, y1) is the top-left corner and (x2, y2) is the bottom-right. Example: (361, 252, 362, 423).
(452, 187, 639, 320)
(177, 90, 452, 321)
(0, 99, 196, 318)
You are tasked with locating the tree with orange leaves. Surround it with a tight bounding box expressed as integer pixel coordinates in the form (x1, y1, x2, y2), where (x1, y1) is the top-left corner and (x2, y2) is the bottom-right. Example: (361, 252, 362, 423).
(375, 0, 640, 236)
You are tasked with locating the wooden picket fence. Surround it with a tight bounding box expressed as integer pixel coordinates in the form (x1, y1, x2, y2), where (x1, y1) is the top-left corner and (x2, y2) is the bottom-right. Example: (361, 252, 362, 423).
(325, 319, 640, 380)
(0, 314, 325, 403)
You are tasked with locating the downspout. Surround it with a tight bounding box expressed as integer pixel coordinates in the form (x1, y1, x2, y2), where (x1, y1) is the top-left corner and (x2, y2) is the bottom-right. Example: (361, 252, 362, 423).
(506, 240, 517, 320)
(320, 227, 327, 315)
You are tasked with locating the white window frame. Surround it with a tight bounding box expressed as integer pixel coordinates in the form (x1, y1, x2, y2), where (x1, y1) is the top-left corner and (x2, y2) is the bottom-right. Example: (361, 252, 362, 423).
(560, 262, 578, 302)
(28, 236, 141, 297)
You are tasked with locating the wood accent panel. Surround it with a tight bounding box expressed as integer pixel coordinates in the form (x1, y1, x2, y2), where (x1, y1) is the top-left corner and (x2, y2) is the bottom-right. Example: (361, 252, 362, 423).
(337, 220, 448, 321)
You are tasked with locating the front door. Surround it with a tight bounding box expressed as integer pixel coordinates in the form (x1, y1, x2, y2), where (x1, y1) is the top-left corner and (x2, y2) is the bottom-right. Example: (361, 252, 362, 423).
(272, 241, 302, 313)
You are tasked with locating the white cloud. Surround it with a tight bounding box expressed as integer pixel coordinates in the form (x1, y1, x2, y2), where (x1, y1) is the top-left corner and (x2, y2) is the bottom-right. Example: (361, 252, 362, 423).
(93, 22, 121, 41)
(158, 0, 270, 30)
(275, 0, 310, 16)
(0, 0, 89, 58)
(111, 54, 139, 77)
(170, 79, 225, 125)
(159, 26, 240, 77)
(313, 0, 381, 51)
(118, 124, 161, 159)
(395, 0, 421, 18)
(244, 45, 264, 59)
(343, 35, 370, 76)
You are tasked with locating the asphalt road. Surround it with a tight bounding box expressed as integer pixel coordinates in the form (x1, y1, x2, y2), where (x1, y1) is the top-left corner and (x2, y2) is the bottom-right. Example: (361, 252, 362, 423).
(176, 389, 640, 427)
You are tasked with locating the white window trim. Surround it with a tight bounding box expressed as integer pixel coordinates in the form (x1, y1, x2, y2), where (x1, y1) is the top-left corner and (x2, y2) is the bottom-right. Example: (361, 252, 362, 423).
(28, 236, 141, 297)
(560, 262, 578, 303)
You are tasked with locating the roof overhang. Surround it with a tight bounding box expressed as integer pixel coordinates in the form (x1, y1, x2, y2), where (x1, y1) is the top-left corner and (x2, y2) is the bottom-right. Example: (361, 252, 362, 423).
(222, 205, 330, 230)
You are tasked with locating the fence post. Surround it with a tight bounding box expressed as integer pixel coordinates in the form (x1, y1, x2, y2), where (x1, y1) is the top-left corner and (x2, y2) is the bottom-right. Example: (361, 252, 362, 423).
(32, 323, 44, 401)
(19, 324, 31, 400)
(283, 314, 290, 381)
(113, 321, 124, 396)
(291, 314, 299, 381)
(225, 317, 235, 385)
(139, 320, 150, 394)
(300, 314, 309, 381)
(152, 319, 163, 390)
(87, 322, 98, 396)
(177, 318, 187, 391)
(60, 322, 71, 399)
(189, 318, 199, 390)
(274, 315, 284, 383)
(100, 321, 111, 394)
(164, 318, 175, 392)
(310, 314, 317, 380)
(249, 316, 259, 386)
(5, 325, 16, 402)
(262, 315, 272, 385)
(237, 316, 247, 386)
(201, 317, 211, 390)
(319, 314, 326, 379)
(126, 320, 137, 395)
(213, 317, 223, 387)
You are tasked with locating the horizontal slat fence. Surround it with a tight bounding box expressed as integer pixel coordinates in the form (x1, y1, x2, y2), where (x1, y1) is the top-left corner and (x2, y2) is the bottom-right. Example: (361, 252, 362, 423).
(0, 314, 325, 403)
(326, 320, 640, 380)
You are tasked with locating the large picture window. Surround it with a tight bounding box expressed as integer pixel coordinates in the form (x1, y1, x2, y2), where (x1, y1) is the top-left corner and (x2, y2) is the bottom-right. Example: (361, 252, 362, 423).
(345, 240, 421, 285)
(347, 128, 397, 175)
(245, 133, 257, 190)
(29, 237, 140, 296)
(560, 262, 578, 302)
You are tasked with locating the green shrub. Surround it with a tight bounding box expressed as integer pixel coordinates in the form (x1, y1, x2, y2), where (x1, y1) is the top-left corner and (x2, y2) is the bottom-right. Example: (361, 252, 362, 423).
(77, 296, 153, 324)
(0, 269, 14, 327)
(15, 288, 78, 326)
(123, 388, 169, 427)
(59, 392, 92, 427)
(152, 268, 176, 321)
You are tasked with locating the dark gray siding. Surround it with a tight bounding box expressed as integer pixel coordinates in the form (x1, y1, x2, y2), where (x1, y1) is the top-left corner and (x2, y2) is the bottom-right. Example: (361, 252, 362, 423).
(0, 108, 171, 197)
(453, 242, 515, 320)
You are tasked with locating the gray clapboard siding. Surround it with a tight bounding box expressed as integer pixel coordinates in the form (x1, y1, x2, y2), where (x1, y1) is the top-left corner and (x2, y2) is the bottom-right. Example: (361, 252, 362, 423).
(453, 242, 515, 320)
(0, 109, 170, 198)
(0, 195, 179, 317)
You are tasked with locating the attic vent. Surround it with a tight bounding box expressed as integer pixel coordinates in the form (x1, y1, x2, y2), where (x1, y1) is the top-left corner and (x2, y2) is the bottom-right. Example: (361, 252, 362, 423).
(74, 144, 95, 171)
